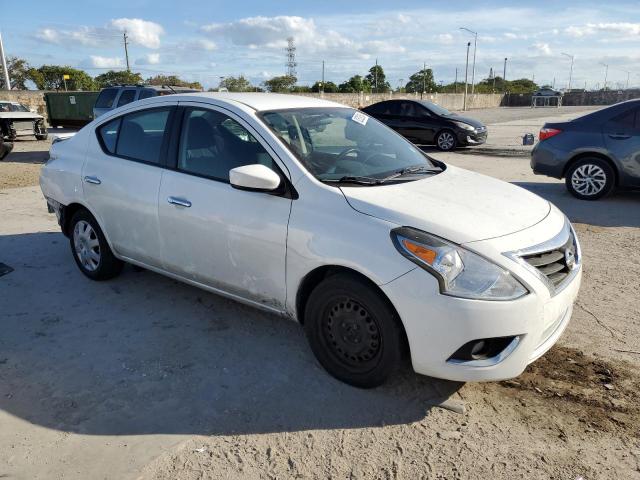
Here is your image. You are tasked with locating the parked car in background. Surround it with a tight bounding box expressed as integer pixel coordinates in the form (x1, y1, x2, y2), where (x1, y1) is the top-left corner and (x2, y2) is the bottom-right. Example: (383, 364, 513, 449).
(531, 99, 640, 200)
(0, 101, 48, 142)
(533, 87, 562, 97)
(41, 93, 581, 388)
(93, 85, 200, 119)
(361, 99, 487, 151)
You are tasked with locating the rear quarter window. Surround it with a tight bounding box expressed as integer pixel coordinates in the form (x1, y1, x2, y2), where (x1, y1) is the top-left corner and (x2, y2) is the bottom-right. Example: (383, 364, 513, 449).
(98, 117, 121, 153)
(138, 89, 156, 100)
(95, 88, 118, 109)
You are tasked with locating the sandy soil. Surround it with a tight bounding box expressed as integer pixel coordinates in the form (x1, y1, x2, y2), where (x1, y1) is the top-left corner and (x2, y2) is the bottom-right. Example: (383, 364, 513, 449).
(0, 110, 639, 480)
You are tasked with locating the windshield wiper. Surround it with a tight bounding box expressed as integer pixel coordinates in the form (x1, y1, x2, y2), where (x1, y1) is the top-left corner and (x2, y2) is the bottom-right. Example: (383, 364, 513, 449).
(322, 175, 383, 185)
(380, 165, 442, 182)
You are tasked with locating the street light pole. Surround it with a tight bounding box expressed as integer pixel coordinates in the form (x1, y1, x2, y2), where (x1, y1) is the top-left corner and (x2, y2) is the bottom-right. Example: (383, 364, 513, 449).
(463, 41, 470, 111)
(460, 27, 478, 96)
(600, 62, 609, 90)
(561, 52, 574, 91)
(503, 57, 507, 89)
(0, 31, 11, 90)
(454, 67, 458, 94)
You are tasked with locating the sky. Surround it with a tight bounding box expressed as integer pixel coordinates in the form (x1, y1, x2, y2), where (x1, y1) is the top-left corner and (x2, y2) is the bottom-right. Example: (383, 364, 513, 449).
(1, 0, 639, 90)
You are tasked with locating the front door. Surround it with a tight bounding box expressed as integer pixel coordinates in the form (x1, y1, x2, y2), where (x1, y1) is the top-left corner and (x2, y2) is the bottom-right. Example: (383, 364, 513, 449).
(82, 105, 175, 266)
(157, 103, 292, 308)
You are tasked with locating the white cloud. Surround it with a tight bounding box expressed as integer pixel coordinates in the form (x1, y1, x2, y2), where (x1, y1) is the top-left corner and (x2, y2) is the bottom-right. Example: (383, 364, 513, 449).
(136, 53, 160, 65)
(110, 18, 164, 48)
(196, 39, 217, 51)
(85, 55, 123, 68)
(532, 42, 552, 56)
(565, 22, 640, 38)
(436, 33, 454, 44)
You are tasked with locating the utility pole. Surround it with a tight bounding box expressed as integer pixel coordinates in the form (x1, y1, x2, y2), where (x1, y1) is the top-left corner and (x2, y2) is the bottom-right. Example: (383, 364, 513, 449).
(460, 28, 478, 96)
(0, 31, 11, 90)
(503, 57, 507, 85)
(374, 58, 378, 93)
(464, 41, 470, 110)
(600, 62, 608, 90)
(624, 70, 630, 90)
(454, 67, 458, 94)
(321, 60, 325, 93)
(285, 37, 297, 78)
(561, 52, 574, 91)
(123, 31, 130, 72)
(422, 61, 426, 94)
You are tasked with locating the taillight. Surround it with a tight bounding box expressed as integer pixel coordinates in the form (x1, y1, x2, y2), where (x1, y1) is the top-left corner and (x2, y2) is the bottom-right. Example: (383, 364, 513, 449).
(539, 128, 562, 141)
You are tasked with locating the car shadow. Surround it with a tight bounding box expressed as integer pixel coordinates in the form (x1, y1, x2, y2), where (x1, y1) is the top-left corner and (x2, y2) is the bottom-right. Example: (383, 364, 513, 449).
(0, 231, 461, 437)
(2, 150, 49, 164)
(513, 181, 640, 228)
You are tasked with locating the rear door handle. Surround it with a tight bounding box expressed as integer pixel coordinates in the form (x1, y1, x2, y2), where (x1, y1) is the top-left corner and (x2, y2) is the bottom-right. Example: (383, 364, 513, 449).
(609, 133, 631, 139)
(84, 176, 101, 185)
(167, 196, 192, 208)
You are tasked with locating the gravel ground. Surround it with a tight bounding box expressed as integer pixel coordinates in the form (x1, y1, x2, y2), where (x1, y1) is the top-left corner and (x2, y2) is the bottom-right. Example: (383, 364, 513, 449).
(0, 111, 638, 479)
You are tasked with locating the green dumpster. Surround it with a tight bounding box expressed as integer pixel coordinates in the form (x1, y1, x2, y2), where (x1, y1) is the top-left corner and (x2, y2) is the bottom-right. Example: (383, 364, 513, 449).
(44, 91, 99, 128)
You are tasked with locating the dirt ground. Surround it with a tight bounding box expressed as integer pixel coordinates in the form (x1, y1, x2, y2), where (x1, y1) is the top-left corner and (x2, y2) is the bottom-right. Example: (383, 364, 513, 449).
(1, 110, 639, 479)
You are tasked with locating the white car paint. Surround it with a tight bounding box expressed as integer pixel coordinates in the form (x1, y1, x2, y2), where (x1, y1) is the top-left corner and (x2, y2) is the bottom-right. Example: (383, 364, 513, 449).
(40, 93, 582, 382)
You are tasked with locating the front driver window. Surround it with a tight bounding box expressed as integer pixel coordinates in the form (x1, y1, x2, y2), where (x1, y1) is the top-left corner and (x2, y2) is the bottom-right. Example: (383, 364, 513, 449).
(178, 108, 276, 182)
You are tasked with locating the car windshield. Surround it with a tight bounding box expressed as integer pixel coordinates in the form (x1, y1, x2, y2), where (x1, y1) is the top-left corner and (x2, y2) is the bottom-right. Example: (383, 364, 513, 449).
(419, 101, 452, 116)
(0, 102, 30, 112)
(260, 107, 440, 184)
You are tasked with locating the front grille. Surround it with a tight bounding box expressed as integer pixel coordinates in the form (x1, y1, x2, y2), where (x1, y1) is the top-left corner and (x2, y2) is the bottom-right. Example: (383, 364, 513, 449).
(521, 236, 576, 288)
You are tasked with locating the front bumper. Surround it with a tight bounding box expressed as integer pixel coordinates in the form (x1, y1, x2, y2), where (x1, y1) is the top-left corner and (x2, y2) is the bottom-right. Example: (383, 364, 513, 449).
(381, 253, 581, 382)
(457, 129, 487, 146)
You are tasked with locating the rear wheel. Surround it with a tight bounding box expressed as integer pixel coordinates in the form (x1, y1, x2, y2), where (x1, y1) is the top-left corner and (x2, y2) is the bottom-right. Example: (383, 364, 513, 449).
(565, 158, 615, 200)
(69, 209, 123, 280)
(436, 130, 457, 151)
(303, 273, 403, 388)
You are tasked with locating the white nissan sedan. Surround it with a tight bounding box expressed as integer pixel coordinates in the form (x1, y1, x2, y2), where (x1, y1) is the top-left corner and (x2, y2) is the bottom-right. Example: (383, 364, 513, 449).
(40, 93, 581, 388)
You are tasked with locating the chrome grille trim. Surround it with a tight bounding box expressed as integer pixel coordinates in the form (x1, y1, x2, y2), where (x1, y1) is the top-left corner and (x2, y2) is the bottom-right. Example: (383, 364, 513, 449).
(504, 219, 581, 296)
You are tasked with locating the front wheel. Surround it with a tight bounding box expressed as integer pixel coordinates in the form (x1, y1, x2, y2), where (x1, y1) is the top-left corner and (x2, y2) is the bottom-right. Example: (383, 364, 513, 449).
(69, 209, 123, 280)
(565, 158, 615, 200)
(435, 130, 457, 151)
(303, 273, 404, 388)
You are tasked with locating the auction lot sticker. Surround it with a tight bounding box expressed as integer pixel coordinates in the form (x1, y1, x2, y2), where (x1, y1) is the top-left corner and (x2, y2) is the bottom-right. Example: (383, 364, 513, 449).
(351, 111, 368, 126)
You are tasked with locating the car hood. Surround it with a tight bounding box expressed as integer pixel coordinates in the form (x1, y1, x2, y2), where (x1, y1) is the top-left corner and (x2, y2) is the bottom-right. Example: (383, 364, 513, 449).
(0, 112, 43, 120)
(448, 115, 484, 129)
(340, 165, 550, 244)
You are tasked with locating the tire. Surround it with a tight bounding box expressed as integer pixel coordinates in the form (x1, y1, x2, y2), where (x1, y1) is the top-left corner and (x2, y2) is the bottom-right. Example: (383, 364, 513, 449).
(36, 134, 48, 141)
(435, 130, 457, 151)
(565, 157, 615, 200)
(69, 209, 123, 280)
(304, 273, 404, 388)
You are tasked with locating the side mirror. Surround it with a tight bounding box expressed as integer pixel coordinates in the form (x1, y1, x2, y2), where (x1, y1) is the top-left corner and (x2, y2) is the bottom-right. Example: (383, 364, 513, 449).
(229, 164, 281, 192)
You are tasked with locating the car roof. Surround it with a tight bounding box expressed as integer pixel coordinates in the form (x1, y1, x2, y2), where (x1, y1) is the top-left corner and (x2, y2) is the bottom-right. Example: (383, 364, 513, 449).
(152, 92, 348, 112)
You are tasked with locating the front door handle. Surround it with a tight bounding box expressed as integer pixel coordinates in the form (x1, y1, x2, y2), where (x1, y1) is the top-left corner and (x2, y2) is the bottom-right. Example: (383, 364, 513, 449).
(84, 176, 101, 185)
(167, 196, 192, 208)
(609, 133, 631, 140)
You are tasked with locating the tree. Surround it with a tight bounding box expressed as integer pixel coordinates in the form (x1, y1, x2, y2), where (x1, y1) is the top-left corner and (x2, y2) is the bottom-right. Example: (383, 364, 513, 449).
(311, 81, 338, 93)
(220, 75, 254, 92)
(338, 75, 371, 93)
(94, 70, 143, 88)
(405, 68, 436, 94)
(365, 64, 390, 93)
(291, 85, 312, 93)
(146, 74, 202, 90)
(28, 65, 96, 91)
(0, 56, 32, 89)
(263, 75, 297, 93)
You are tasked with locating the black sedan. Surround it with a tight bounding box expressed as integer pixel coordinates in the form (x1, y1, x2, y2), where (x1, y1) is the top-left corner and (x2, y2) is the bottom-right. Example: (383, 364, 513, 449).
(361, 99, 487, 151)
(531, 99, 640, 200)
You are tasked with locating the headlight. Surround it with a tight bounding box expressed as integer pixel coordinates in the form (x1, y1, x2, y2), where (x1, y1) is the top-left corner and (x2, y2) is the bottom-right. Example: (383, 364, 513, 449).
(454, 121, 475, 131)
(391, 227, 528, 301)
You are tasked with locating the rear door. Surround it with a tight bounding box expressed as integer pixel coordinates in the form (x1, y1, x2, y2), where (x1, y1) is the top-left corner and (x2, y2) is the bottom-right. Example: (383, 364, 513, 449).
(83, 104, 176, 266)
(157, 102, 292, 307)
(603, 106, 640, 186)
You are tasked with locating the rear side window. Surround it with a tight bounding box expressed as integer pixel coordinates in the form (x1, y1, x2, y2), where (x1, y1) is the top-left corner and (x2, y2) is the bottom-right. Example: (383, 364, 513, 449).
(138, 89, 156, 100)
(116, 89, 136, 107)
(98, 118, 120, 153)
(95, 88, 118, 109)
(115, 108, 171, 164)
(611, 108, 638, 129)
